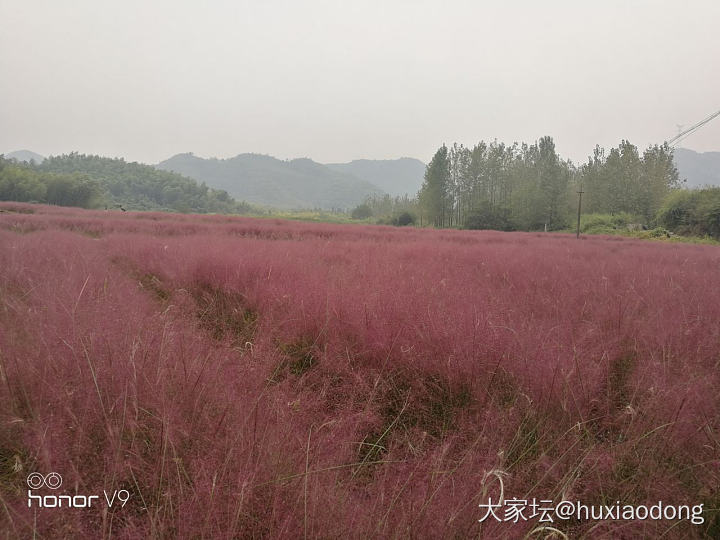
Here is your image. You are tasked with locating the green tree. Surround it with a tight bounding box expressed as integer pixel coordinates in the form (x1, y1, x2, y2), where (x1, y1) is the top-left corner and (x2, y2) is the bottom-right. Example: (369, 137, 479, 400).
(0, 157, 102, 208)
(536, 136, 569, 229)
(639, 143, 679, 221)
(419, 145, 450, 227)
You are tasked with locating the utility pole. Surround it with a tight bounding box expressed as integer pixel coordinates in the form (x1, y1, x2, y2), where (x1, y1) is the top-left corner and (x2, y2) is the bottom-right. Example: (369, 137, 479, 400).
(576, 188, 584, 239)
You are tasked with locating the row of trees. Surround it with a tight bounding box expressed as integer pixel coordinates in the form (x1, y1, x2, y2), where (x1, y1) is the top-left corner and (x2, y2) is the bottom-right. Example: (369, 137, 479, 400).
(0, 157, 103, 208)
(418, 137, 679, 231)
(582, 142, 679, 220)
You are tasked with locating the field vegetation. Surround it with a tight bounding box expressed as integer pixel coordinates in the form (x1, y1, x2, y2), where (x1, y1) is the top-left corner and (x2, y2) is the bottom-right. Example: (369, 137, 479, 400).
(0, 203, 719, 538)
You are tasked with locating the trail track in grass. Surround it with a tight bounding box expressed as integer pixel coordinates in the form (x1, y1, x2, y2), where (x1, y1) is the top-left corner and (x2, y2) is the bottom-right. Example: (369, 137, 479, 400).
(1, 202, 719, 538)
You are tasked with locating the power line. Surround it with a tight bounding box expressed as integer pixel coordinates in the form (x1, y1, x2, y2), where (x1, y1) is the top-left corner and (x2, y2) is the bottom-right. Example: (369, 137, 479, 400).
(667, 108, 720, 147)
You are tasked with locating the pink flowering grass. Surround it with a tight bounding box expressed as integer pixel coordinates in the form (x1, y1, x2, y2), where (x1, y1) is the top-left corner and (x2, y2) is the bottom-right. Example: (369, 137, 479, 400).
(0, 202, 719, 538)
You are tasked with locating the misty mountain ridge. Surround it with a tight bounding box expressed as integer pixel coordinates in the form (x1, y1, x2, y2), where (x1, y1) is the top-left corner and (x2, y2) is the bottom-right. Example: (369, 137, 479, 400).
(673, 148, 720, 188)
(5, 149, 46, 163)
(156, 153, 416, 210)
(326, 158, 426, 197)
(3, 148, 428, 209)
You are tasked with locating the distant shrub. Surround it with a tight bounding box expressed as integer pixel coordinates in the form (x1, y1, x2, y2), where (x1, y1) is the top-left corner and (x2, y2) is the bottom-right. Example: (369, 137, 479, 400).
(657, 187, 720, 238)
(657, 189, 694, 231)
(463, 201, 514, 231)
(351, 203, 373, 220)
(580, 212, 638, 234)
(375, 211, 417, 226)
(393, 211, 416, 226)
(644, 226, 671, 239)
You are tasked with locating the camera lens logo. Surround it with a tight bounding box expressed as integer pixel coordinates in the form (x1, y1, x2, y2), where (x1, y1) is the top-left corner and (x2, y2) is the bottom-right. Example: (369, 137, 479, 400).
(27, 472, 62, 490)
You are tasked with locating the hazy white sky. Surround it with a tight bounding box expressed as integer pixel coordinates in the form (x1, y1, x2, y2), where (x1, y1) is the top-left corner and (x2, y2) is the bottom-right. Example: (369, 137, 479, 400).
(1, 0, 718, 165)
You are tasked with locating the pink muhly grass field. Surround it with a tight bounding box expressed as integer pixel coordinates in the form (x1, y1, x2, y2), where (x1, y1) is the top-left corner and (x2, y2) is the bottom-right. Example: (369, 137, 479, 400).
(0, 202, 719, 538)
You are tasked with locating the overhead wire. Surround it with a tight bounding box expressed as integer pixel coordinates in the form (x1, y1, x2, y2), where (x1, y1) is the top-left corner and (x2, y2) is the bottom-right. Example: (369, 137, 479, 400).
(667, 108, 720, 147)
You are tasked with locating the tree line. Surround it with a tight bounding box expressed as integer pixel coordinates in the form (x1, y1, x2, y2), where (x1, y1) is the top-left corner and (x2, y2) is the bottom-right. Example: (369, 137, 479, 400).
(0, 156, 103, 208)
(417, 137, 679, 231)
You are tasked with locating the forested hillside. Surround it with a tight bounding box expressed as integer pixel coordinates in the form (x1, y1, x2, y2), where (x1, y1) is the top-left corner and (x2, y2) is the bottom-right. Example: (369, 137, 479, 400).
(0, 156, 103, 208)
(326, 158, 425, 197)
(156, 153, 384, 210)
(35, 153, 252, 213)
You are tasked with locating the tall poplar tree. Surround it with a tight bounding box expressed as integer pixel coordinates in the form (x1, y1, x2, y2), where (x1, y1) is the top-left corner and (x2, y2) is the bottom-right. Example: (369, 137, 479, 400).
(419, 145, 450, 227)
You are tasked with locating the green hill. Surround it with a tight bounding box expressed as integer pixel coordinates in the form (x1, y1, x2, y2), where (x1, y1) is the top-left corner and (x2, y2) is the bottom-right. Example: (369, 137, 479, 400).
(326, 157, 425, 197)
(36, 153, 252, 213)
(156, 153, 384, 210)
(1, 156, 102, 208)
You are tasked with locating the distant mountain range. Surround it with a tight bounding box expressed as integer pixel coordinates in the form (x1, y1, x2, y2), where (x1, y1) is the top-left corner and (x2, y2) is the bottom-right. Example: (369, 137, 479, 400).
(4, 149, 45, 163)
(5, 148, 427, 209)
(326, 158, 426, 197)
(159, 149, 718, 207)
(156, 153, 423, 209)
(7, 146, 719, 210)
(673, 148, 720, 188)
